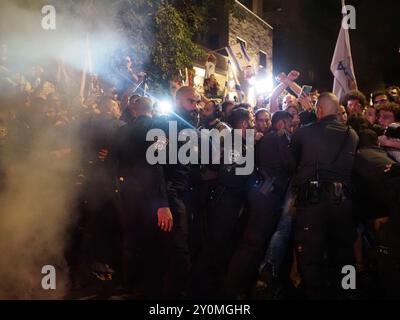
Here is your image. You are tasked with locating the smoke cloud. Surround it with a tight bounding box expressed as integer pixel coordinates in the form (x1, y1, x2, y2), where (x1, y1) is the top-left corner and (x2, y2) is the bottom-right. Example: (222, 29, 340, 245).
(0, 0, 144, 299)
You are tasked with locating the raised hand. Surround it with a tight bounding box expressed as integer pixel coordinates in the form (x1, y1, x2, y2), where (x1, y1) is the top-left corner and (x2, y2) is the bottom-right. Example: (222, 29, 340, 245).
(275, 72, 287, 83)
(287, 70, 300, 81)
(298, 94, 313, 111)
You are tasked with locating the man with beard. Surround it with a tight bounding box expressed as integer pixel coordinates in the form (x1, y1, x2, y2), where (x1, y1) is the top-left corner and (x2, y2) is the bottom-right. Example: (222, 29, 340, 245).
(200, 100, 230, 132)
(153, 86, 201, 298)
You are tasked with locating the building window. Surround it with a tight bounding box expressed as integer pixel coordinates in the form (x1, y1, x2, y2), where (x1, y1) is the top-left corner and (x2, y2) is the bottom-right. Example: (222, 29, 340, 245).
(259, 51, 267, 70)
(236, 37, 247, 49)
(208, 34, 220, 50)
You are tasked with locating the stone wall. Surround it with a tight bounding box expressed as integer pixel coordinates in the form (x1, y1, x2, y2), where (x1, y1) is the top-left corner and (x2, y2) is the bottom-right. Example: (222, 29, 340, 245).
(229, 1, 273, 75)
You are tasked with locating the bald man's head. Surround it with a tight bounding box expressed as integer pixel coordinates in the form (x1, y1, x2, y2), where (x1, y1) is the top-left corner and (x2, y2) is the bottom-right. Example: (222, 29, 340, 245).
(316, 92, 340, 120)
(175, 86, 201, 112)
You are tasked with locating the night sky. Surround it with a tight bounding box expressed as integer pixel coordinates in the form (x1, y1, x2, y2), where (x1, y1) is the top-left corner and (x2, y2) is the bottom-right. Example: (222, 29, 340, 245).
(261, 0, 400, 94)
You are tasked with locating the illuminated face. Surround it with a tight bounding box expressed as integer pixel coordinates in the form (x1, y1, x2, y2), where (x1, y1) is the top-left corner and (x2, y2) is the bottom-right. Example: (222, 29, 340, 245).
(366, 107, 377, 125)
(177, 90, 201, 112)
(347, 99, 363, 114)
(378, 110, 395, 128)
(374, 94, 388, 106)
(282, 94, 297, 109)
(286, 105, 298, 118)
(255, 111, 271, 133)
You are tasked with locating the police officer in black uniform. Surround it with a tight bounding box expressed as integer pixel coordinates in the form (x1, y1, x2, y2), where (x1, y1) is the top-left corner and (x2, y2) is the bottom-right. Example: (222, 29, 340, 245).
(222, 111, 295, 298)
(291, 92, 358, 299)
(191, 107, 253, 298)
(196, 100, 231, 259)
(115, 96, 172, 296)
(152, 86, 201, 298)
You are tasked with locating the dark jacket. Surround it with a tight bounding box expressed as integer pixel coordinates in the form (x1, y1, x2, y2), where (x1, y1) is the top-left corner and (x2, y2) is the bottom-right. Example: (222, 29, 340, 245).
(116, 115, 169, 212)
(258, 129, 295, 194)
(291, 114, 358, 187)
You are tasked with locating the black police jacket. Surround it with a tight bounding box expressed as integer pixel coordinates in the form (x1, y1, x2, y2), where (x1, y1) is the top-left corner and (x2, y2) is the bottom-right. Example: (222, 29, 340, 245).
(152, 112, 200, 199)
(258, 129, 295, 194)
(291, 114, 358, 187)
(115, 115, 169, 209)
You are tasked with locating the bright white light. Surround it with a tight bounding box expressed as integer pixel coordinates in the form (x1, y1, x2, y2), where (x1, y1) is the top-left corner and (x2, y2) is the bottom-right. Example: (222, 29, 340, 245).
(194, 66, 205, 77)
(248, 77, 256, 86)
(194, 75, 203, 86)
(228, 80, 235, 89)
(159, 100, 173, 114)
(255, 76, 274, 94)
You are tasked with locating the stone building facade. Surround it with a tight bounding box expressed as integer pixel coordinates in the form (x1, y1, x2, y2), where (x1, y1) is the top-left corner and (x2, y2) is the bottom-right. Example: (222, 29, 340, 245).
(194, 0, 273, 103)
(228, 1, 273, 77)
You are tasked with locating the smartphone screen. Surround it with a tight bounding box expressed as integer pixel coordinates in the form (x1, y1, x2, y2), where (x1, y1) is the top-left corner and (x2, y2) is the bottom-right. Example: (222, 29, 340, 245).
(300, 85, 313, 96)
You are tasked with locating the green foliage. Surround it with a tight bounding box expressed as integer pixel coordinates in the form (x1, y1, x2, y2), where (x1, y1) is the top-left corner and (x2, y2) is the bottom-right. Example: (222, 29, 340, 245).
(113, 0, 219, 94)
(20, 0, 236, 95)
(150, 2, 205, 92)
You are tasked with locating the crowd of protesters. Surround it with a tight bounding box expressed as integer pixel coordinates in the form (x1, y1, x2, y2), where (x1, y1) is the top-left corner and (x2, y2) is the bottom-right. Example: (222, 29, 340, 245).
(1, 43, 400, 299)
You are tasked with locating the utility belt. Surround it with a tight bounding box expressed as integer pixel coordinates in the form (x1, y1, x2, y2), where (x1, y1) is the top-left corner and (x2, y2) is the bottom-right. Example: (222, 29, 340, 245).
(294, 180, 348, 206)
